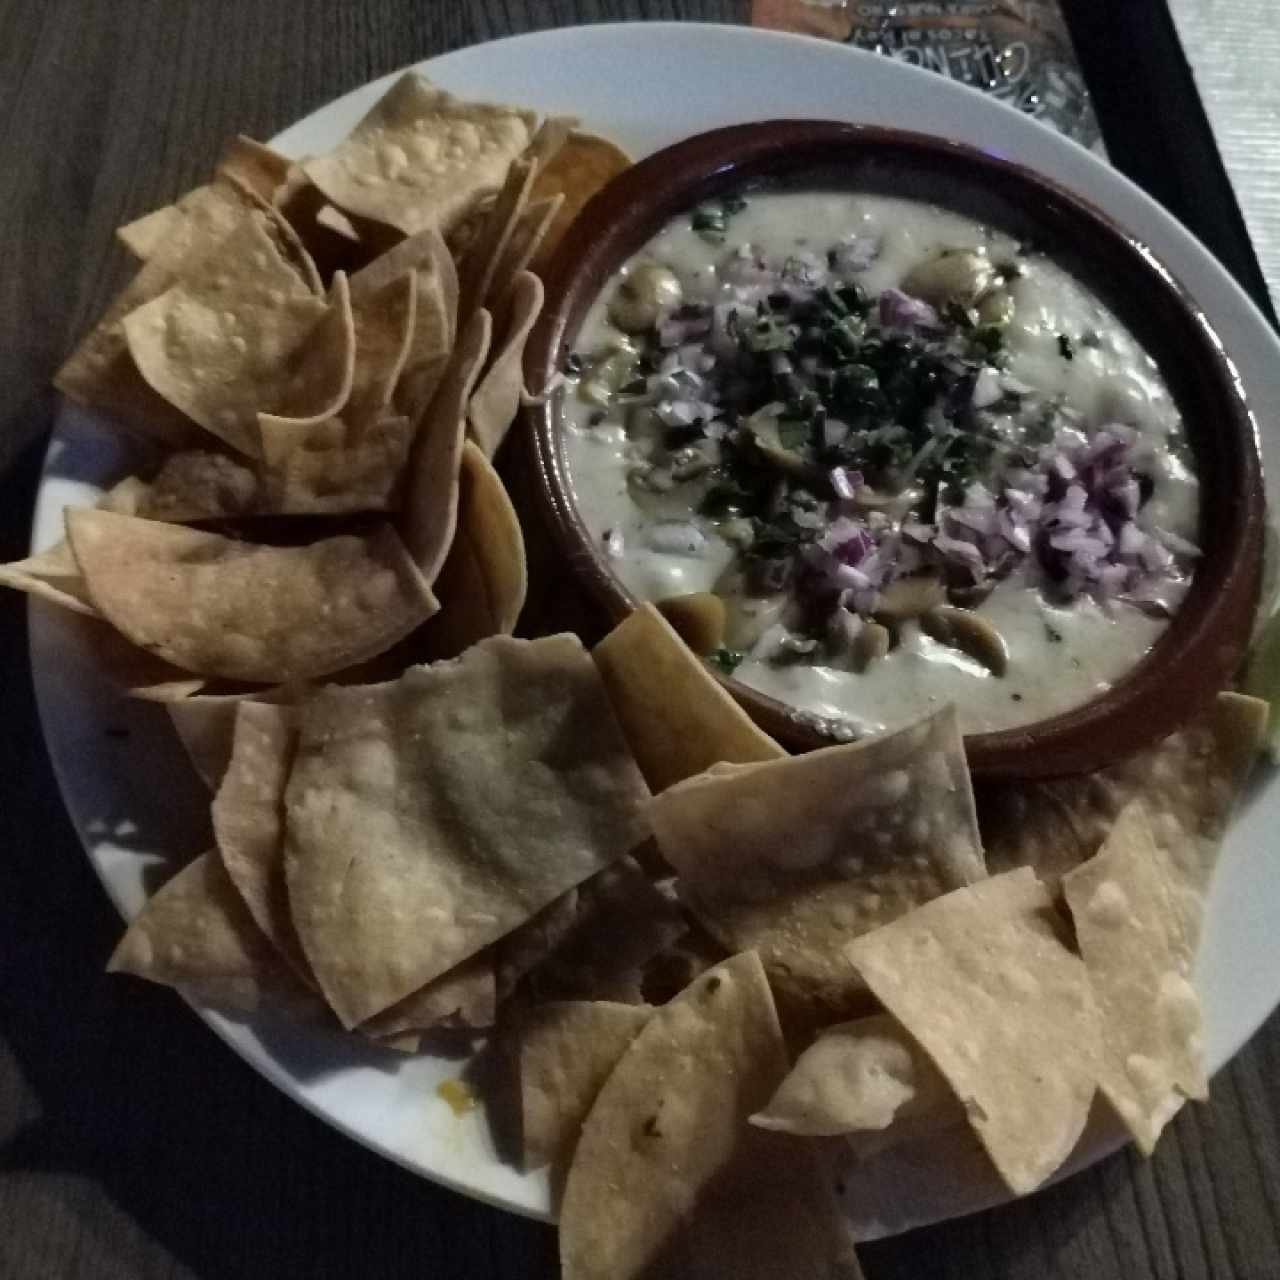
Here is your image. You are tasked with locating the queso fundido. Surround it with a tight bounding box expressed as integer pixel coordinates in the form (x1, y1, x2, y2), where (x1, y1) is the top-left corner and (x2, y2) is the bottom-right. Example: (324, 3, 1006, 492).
(561, 189, 1201, 737)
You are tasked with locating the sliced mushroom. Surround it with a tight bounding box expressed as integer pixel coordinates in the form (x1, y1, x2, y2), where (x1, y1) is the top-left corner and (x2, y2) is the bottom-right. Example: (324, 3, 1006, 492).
(656, 592, 727, 655)
(902, 250, 998, 308)
(851, 620, 891, 673)
(873, 574, 946, 623)
(919, 606, 1009, 676)
(608, 263, 683, 333)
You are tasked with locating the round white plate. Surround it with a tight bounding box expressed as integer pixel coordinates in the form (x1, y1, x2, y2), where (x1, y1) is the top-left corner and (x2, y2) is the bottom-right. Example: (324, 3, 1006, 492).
(30, 22, 1280, 1235)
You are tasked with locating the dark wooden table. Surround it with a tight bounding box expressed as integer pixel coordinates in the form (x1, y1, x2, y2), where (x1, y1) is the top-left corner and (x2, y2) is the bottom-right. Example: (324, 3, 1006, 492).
(2, 2, 1278, 1277)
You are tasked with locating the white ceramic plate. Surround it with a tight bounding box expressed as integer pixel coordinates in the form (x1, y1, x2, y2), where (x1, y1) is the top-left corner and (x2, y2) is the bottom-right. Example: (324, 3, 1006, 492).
(29, 22, 1280, 1236)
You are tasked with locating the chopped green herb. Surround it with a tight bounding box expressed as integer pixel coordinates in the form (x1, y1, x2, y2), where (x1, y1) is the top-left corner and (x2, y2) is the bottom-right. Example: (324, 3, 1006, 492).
(691, 195, 748, 245)
(708, 648, 745, 674)
(564, 351, 585, 376)
(777, 417, 811, 451)
(1057, 333, 1075, 361)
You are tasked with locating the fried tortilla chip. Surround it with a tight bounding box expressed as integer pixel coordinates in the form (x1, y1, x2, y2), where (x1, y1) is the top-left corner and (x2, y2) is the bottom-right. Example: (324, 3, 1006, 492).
(55, 258, 214, 450)
(216, 135, 292, 203)
(0, 540, 98, 615)
(846, 867, 1101, 1196)
(108, 851, 320, 1017)
(212, 701, 311, 981)
(516, 1000, 652, 1172)
(560, 951, 860, 1280)
(495, 889, 582, 1003)
(301, 72, 535, 240)
(467, 270, 543, 458)
(397, 307, 491, 584)
(982, 692, 1267, 940)
(495, 194, 564, 289)
(593, 603, 785, 794)
(529, 131, 632, 270)
(67, 509, 437, 684)
(283, 634, 651, 1027)
(359, 953, 497, 1039)
(457, 155, 535, 321)
(122, 212, 331, 457)
(116, 176, 258, 264)
(138, 450, 261, 521)
(418, 440, 527, 659)
(505, 855, 686, 1006)
(1062, 801, 1207, 1154)
(651, 707, 984, 1018)
(751, 1013, 955, 1139)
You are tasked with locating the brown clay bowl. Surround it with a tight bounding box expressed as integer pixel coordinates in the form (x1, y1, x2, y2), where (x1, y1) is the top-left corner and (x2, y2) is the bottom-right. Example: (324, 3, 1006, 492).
(523, 121, 1265, 781)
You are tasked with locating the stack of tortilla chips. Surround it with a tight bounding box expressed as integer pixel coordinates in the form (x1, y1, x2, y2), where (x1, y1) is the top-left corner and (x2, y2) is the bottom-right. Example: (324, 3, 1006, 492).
(0, 72, 632, 694)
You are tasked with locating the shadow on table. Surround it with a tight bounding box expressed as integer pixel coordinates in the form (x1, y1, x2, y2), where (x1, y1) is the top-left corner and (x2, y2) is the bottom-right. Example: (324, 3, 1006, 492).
(0, 436, 557, 1280)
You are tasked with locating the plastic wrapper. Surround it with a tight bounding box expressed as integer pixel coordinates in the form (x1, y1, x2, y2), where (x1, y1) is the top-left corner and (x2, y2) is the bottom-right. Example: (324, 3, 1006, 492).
(752, 0, 1100, 149)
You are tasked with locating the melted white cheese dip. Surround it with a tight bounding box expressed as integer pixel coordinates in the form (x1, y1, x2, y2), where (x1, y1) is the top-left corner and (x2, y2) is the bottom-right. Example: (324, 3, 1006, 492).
(562, 192, 1200, 736)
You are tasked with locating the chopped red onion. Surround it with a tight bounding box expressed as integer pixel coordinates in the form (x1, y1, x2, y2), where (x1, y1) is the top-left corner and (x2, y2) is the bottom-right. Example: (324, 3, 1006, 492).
(879, 288, 939, 331)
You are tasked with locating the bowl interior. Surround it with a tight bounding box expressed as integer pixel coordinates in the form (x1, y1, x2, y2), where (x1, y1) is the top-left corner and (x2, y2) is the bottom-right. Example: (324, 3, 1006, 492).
(525, 121, 1265, 780)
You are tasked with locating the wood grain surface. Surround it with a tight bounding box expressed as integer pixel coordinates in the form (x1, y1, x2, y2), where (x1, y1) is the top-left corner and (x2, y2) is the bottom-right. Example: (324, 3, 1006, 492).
(1, 2, 1278, 1277)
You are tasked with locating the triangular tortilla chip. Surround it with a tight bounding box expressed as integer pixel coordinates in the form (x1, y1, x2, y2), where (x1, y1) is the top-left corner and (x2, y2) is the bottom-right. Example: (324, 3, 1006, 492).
(122, 212, 330, 457)
(751, 1012, 955, 1138)
(651, 706, 986, 1020)
(358, 953, 497, 1040)
(418, 440, 527, 660)
(397, 306, 491, 585)
(1062, 801, 1207, 1154)
(593, 603, 785, 794)
(116, 177, 258, 264)
(216, 135, 292, 203)
(981, 691, 1267, 937)
(560, 951, 861, 1280)
(212, 701, 312, 982)
(456, 155, 535, 321)
(516, 1000, 652, 1173)
(0, 540, 98, 615)
(529, 131, 631, 270)
(301, 72, 535, 239)
(497, 193, 564, 289)
(108, 851, 320, 1017)
(467, 270, 543, 458)
(283, 634, 651, 1027)
(67, 509, 437, 684)
(846, 867, 1102, 1196)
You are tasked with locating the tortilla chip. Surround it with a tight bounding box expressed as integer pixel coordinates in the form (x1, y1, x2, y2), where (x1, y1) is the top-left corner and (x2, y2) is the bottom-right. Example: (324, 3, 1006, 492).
(457, 156, 535, 321)
(211, 701, 312, 983)
(116, 178, 256, 264)
(55, 258, 214, 450)
(67, 509, 437, 683)
(283, 634, 651, 1027)
(1062, 801, 1207, 1154)
(593, 603, 785, 794)
(846, 867, 1101, 1196)
(168, 687, 292, 791)
(216, 135, 292, 203)
(529, 131, 632, 270)
(516, 1000, 652, 1172)
(982, 691, 1268, 941)
(108, 851, 320, 1017)
(467, 271, 543, 458)
(651, 706, 984, 1018)
(122, 212, 330, 457)
(495, 889, 583, 1003)
(0, 540, 98, 615)
(507, 855, 686, 1006)
(397, 307, 491, 584)
(301, 72, 536, 240)
(560, 951, 860, 1280)
(359, 953, 497, 1039)
(497, 194, 564, 290)
(751, 1013, 954, 1138)
(418, 440, 527, 659)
